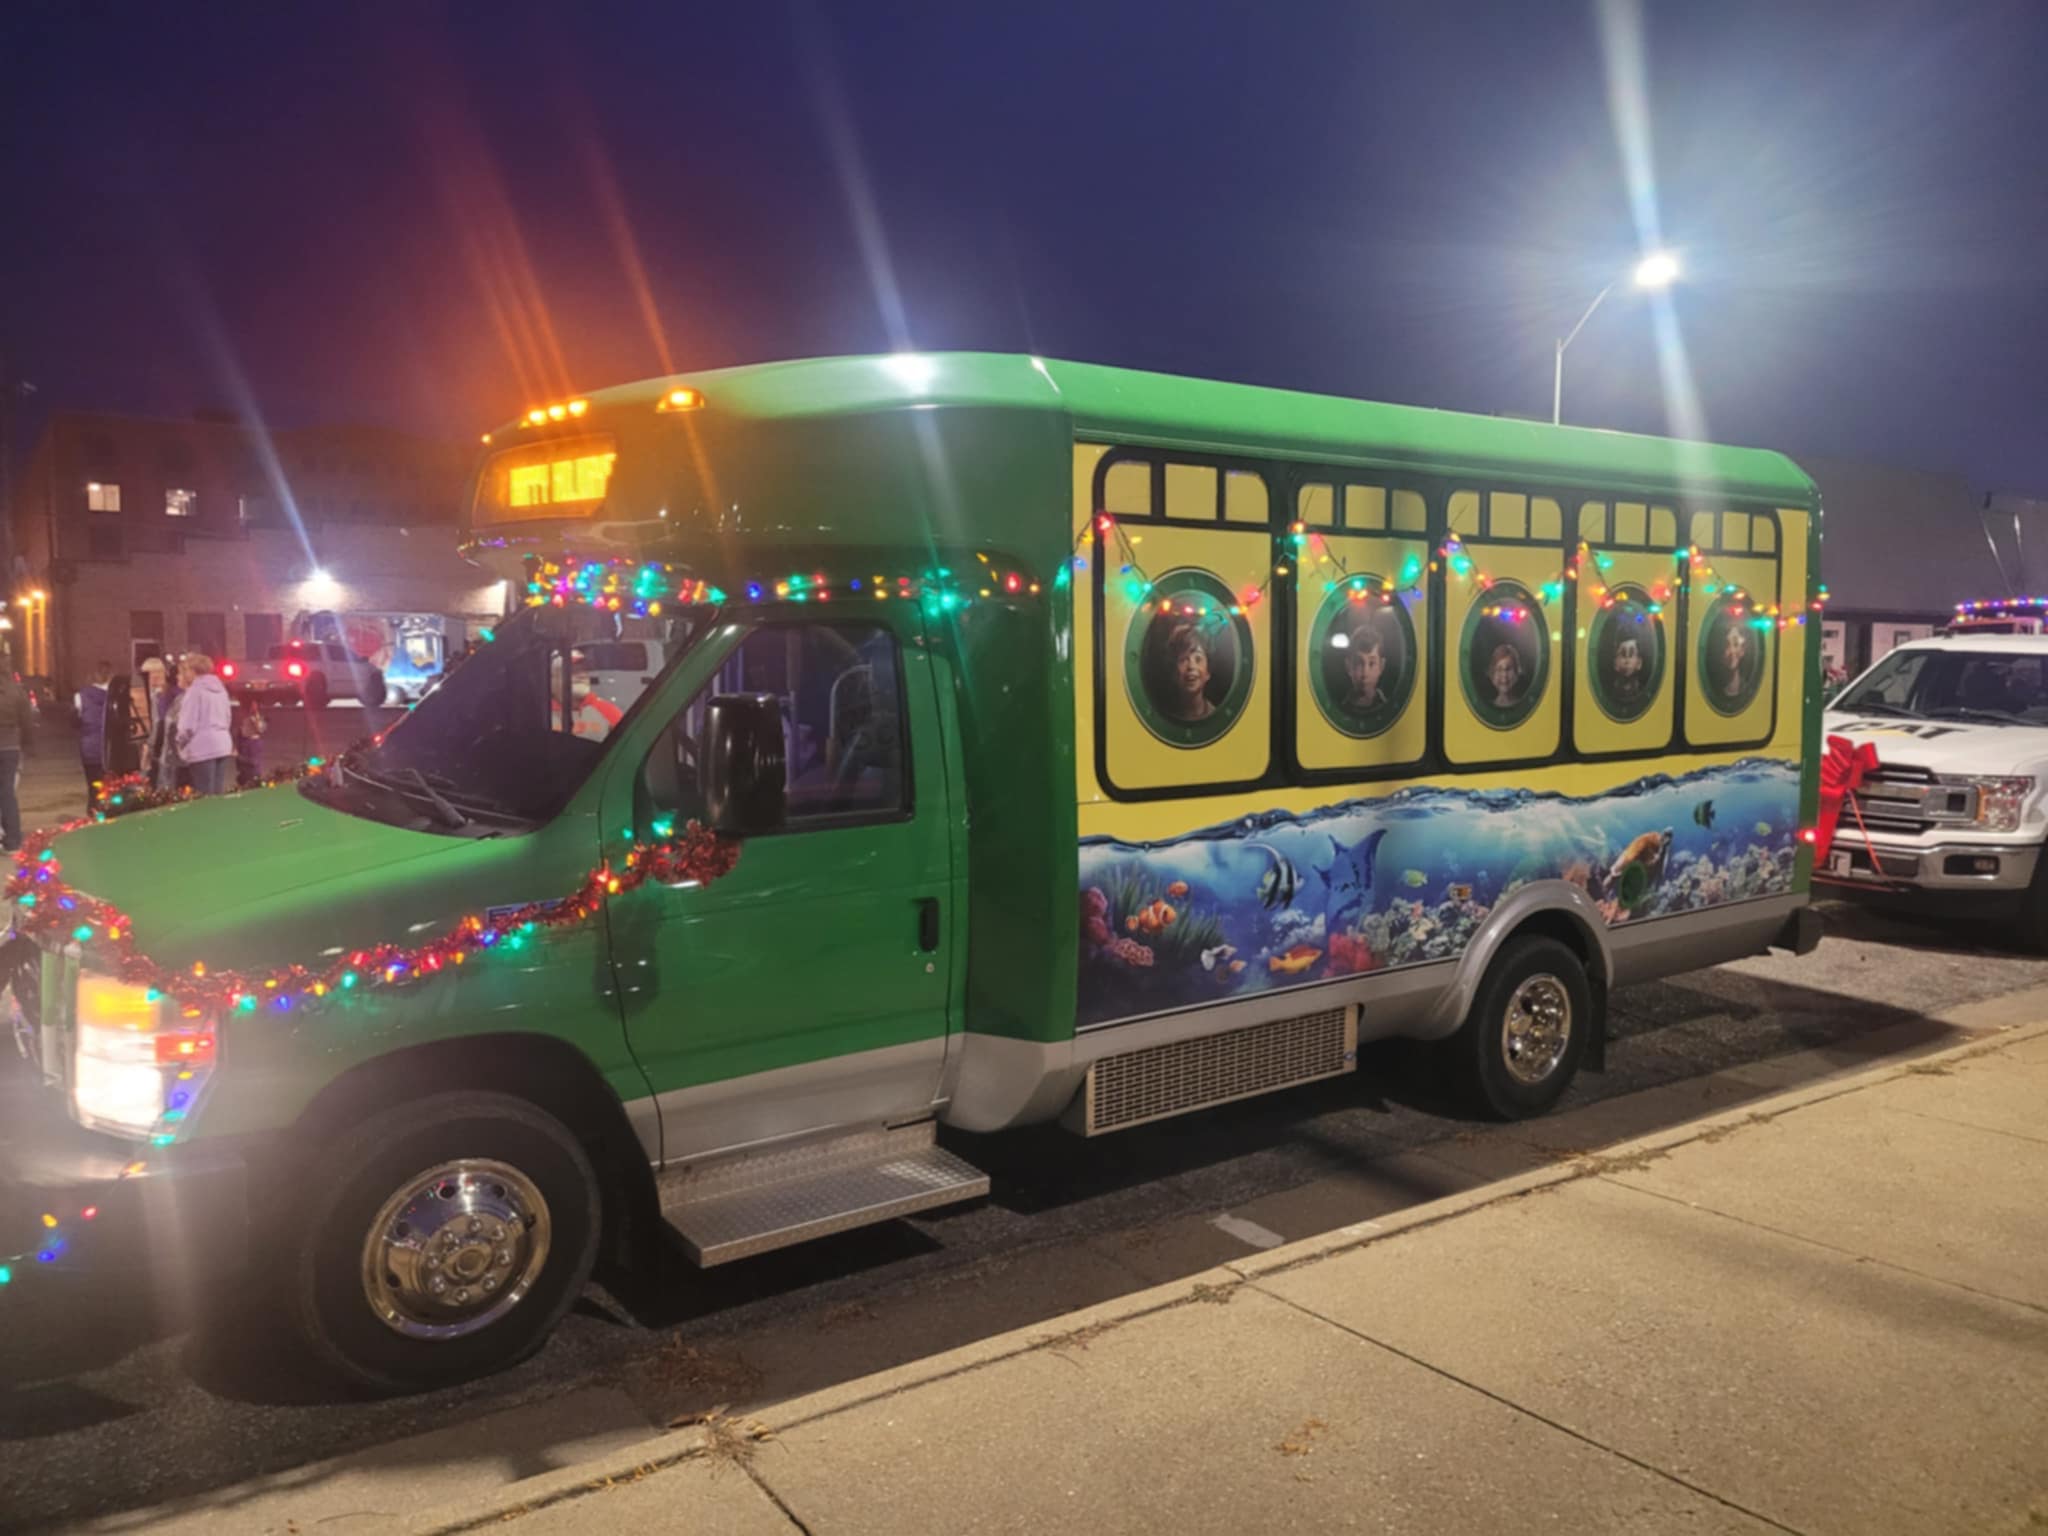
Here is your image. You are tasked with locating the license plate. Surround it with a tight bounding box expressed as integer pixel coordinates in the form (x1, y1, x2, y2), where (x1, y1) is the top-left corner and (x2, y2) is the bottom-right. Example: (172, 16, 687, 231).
(1829, 851, 1852, 877)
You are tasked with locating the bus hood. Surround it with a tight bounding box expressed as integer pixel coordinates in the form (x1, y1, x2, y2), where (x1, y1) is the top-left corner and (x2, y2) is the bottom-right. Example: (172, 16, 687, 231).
(41, 784, 472, 963)
(1824, 712, 2048, 778)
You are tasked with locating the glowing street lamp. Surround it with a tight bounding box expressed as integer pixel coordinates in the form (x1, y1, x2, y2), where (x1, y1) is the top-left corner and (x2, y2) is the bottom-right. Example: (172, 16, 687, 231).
(1552, 250, 1680, 426)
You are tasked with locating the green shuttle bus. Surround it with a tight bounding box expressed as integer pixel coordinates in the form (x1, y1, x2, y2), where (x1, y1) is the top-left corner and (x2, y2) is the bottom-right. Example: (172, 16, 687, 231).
(1, 354, 1822, 1388)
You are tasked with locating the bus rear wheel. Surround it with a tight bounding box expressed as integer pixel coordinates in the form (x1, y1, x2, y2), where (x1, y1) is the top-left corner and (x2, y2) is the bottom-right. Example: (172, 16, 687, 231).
(1452, 935, 1592, 1120)
(287, 1090, 601, 1393)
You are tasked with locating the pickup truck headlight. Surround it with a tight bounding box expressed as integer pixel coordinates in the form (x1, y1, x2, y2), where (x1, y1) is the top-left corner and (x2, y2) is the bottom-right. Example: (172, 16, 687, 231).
(72, 974, 218, 1140)
(1940, 775, 2035, 834)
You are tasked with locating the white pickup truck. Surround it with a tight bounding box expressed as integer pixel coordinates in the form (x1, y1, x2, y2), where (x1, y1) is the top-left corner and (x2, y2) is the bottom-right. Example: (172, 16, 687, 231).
(221, 639, 386, 709)
(1823, 633, 2048, 946)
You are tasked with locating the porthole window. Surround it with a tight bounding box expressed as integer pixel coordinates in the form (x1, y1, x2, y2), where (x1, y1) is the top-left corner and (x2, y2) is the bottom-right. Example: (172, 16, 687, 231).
(1122, 568, 1255, 749)
(1459, 579, 1549, 731)
(1588, 584, 1666, 723)
(1307, 579, 1417, 739)
(1696, 592, 1768, 716)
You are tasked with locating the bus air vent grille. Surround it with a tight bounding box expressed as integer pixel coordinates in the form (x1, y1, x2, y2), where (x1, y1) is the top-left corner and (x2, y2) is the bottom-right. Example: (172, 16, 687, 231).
(1084, 1005, 1357, 1136)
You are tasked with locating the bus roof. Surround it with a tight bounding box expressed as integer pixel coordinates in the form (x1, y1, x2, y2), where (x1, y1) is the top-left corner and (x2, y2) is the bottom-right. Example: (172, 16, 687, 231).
(531, 352, 1817, 506)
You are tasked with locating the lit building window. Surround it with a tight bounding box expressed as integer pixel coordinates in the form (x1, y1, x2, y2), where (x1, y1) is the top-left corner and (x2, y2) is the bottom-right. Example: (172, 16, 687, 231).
(86, 482, 122, 513)
(166, 487, 197, 517)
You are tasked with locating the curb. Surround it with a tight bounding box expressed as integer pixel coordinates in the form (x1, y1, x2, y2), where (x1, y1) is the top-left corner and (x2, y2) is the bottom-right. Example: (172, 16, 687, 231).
(409, 999, 2048, 1534)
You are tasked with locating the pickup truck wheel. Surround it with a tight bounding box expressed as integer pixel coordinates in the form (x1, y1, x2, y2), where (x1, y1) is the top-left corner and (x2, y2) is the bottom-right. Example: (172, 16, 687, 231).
(1451, 935, 1592, 1120)
(301, 673, 330, 709)
(289, 1091, 601, 1393)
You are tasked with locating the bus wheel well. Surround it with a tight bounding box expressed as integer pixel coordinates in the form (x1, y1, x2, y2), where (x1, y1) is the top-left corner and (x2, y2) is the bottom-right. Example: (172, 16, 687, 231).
(284, 1034, 657, 1267)
(1503, 910, 1600, 977)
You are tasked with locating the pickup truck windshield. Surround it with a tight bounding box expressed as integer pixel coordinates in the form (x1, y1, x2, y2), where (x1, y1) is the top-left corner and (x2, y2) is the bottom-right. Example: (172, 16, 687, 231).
(1836, 648, 2048, 726)
(300, 604, 705, 831)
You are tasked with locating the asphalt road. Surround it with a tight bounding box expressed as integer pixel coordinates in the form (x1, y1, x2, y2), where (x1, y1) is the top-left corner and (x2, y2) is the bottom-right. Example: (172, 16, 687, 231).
(3, 890, 2042, 1533)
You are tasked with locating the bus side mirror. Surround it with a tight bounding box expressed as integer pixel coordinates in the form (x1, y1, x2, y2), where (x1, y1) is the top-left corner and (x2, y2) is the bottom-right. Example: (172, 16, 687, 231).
(701, 693, 785, 837)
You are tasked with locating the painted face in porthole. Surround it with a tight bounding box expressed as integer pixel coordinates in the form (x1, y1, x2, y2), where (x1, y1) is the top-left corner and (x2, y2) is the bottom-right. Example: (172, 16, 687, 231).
(1345, 634, 1385, 704)
(1490, 646, 1522, 707)
(1166, 624, 1215, 721)
(1614, 636, 1643, 690)
(1722, 625, 1749, 695)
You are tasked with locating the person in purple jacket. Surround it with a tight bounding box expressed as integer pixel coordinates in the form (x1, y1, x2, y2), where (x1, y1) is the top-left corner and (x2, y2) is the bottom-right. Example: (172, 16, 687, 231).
(174, 653, 236, 796)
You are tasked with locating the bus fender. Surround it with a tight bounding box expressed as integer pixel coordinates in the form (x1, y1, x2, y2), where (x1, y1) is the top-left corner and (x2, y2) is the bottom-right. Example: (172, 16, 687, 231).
(1416, 881, 1614, 1049)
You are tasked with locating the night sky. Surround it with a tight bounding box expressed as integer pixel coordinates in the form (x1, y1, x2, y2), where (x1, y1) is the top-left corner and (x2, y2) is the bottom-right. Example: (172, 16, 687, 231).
(4, 1, 2045, 488)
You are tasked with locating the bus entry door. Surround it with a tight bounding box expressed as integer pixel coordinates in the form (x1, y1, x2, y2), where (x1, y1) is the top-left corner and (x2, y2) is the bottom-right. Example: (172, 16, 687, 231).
(602, 609, 961, 1166)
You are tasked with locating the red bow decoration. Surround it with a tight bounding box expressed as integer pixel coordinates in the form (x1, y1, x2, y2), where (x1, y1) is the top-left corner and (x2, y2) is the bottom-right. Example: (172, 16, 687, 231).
(1815, 733, 1880, 863)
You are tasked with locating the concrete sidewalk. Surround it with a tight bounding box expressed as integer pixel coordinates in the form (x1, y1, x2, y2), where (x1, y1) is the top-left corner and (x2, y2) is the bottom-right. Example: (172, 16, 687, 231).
(83, 1005, 2044, 1536)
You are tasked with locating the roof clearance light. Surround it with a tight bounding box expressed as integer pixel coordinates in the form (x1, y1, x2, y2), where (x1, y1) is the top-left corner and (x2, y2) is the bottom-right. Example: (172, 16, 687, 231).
(480, 433, 492, 445)
(547, 404, 567, 421)
(526, 409, 548, 426)
(657, 387, 704, 413)
(567, 399, 588, 417)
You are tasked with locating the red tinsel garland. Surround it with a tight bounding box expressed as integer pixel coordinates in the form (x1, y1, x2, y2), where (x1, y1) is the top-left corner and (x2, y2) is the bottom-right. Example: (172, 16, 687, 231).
(5, 819, 740, 1016)
(90, 759, 322, 819)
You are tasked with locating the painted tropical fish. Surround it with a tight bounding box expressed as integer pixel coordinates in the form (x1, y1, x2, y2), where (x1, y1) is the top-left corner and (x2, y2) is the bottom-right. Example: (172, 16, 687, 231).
(1249, 843, 1299, 910)
(1754, 820, 1773, 838)
(1605, 829, 1674, 910)
(1447, 883, 1473, 902)
(1402, 868, 1428, 889)
(1693, 800, 1716, 828)
(1267, 944, 1323, 975)
(1200, 943, 1238, 972)
(1166, 880, 1190, 899)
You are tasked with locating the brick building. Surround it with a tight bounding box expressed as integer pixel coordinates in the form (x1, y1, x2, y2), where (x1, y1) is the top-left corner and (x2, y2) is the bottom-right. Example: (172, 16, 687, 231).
(7, 411, 508, 690)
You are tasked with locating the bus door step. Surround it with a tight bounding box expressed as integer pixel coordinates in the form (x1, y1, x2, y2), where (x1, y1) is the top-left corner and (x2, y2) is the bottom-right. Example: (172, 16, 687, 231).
(656, 1121, 989, 1268)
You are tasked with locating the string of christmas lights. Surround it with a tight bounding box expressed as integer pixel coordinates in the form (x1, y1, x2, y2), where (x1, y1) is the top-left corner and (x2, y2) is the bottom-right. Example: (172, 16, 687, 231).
(1068, 509, 1826, 641)
(523, 552, 1042, 618)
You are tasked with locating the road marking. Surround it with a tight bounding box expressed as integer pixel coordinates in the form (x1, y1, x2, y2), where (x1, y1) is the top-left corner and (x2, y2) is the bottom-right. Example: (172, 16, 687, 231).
(1210, 1213, 1285, 1250)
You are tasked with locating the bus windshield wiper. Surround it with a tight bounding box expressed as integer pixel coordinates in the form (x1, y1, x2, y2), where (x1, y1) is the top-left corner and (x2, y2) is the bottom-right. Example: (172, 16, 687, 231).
(345, 762, 470, 830)
(409, 767, 532, 822)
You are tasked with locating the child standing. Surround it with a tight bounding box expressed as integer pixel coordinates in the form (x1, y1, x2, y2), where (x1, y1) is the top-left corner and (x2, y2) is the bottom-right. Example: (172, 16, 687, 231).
(235, 702, 267, 788)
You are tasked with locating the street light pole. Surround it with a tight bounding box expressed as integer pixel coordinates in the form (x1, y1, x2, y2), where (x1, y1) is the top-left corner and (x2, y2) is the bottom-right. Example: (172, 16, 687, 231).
(1551, 251, 1681, 426)
(1552, 281, 1617, 426)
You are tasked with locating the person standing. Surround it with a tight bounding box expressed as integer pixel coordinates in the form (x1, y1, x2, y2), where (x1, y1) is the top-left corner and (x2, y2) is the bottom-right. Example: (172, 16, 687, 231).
(151, 655, 185, 792)
(234, 701, 267, 788)
(75, 662, 111, 811)
(175, 654, 235, 796)
(101, 671, 139, 780)
(0, 671, 34, 851)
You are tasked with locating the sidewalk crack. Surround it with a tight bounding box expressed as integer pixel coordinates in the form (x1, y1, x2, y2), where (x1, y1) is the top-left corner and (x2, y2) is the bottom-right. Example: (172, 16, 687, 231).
(1877, 1104, 2048, 1149)
(739, 1455, 816, 1536)
(1598, 1176, 2048, 1317)
(1252, 1283, 1810, 1536)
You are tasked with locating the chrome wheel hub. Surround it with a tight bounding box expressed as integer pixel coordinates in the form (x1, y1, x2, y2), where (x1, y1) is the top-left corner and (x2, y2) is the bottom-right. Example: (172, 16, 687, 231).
(361, 1159, 551, 1340)
(1501, 974, 1572, 1086)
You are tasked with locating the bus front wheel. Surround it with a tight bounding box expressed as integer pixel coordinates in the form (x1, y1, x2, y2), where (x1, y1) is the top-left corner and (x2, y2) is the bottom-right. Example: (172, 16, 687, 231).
(1452, 935, 1593, 1120)
(287, 1090, 602, 1392)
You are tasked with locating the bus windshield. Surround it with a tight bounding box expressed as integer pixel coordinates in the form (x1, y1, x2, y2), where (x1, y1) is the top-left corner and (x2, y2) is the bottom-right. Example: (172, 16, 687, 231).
(299, 604, 708, 832)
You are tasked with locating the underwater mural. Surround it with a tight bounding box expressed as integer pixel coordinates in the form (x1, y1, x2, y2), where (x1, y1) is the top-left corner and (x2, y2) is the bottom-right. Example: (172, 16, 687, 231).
(1076, 757, 1801, 1028)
